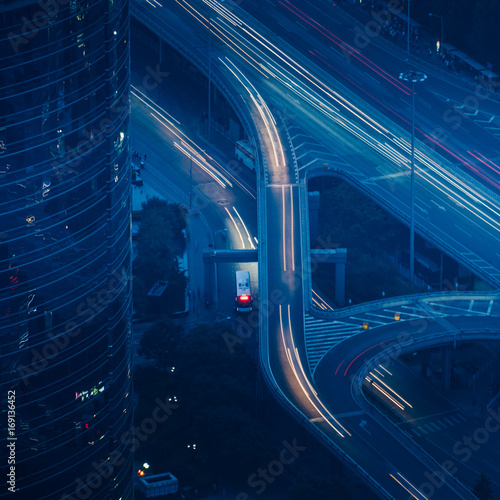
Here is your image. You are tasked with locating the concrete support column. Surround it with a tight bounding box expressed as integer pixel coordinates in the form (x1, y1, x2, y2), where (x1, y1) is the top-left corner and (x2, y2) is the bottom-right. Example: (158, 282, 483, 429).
(202, 250, 258, 307)
(204, 254, 214, 306)
(308, 191, 320, 244)
(335, 262, 345, 306)
(421, 350, 431, 377)
(310, 248, 347, 308)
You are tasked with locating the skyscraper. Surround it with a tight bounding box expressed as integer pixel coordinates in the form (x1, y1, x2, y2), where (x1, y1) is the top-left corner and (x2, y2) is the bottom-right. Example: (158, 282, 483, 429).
(0, 1, 133, 498)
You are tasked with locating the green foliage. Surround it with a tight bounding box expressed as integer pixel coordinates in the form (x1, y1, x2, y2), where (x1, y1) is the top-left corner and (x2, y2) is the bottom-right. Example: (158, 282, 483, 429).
(134, 321, 276, 487)
(318, 179, 399, 254)
(176, 322, 255, 413)
(315, 178, 418, 304)
(473, 473, 494, 500)
(133, 197, 188, 315)
(190, 404, 274, 480)
(138, 319, 184, 371)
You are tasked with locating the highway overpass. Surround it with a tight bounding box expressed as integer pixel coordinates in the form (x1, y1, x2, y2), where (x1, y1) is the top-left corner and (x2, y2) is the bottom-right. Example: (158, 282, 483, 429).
(130, 1, 500, 497)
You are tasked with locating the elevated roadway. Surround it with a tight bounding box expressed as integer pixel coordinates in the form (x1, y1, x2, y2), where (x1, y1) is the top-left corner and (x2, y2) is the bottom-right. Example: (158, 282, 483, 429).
(131, 1, 500, 497)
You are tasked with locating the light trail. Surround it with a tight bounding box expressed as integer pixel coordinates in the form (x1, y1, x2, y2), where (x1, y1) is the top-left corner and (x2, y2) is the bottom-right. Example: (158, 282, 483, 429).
(368, 371, 413, 408)
(312, 289, 334, 311)
(367, 378, 405, 410)
(173, 142, 227, 188)
(166, 0, 500, 229)
(390, 473, 431, 500)
(282, 185, 287, 271)
(220, 57, 285, 170)
(279, 305, 350, 438)
(182, 1, 500, 229)
(379, 364, 393, 376)
(233, 206, 255, 249)
(224, 206, 245, 248)
(175, 0, 269, 77)
(468, 150, 500, 177)
(312, 296, 327, 310)
(132, 86, 256, 199)
(279, 0, 411, 94)
(290, 185, 295, 272)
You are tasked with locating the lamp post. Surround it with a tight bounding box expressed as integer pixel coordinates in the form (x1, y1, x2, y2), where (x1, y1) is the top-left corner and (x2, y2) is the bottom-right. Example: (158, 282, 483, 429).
(407, 0, 410, 55)
(429, 13, 444, 54)
(189, 155, 192, 209)
(208, 15, 212, 142)
(399, 70, 427, 282)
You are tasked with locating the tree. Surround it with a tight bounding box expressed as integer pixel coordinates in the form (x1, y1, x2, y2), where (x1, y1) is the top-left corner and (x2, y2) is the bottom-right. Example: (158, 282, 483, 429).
(133, 197, 188, 315)
(318, 179, 399, 254)
(138, 319, 184, 371)
(189, 404, 275, 482)
(473, 473, 494, 500)
(175, 322, 256, 415)
(314, 178, 419, 304)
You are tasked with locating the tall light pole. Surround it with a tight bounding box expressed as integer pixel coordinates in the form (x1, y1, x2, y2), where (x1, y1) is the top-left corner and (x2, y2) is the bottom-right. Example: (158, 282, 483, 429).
(208, 15, 212, 142)
(429, 13, 444, 54)
(189, 155, 193, 209)
(407, 0, 410, 55)
(399, 70, 427, 282)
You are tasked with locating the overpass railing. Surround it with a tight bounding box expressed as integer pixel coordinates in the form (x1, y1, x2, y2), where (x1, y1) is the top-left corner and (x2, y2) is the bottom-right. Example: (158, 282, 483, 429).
(223, 0, 500, 207)
(130, 2, 262, 178)
(354, 328, 500, 500)
(311, 289, 500, 320)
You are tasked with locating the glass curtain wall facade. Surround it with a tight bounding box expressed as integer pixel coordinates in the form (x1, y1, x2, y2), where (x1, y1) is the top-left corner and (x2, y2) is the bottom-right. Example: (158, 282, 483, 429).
(0, 1, 133, 498)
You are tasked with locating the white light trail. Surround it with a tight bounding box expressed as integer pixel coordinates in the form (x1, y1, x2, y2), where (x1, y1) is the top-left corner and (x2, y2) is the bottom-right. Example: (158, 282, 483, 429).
(233, 206, 255, 249)
(279, 305, 350, 437)
(225, 206, 245, 248)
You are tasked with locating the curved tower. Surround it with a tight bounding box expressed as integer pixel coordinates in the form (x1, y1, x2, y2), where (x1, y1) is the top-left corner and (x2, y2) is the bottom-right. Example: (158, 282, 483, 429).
(0, 1, 133, 498)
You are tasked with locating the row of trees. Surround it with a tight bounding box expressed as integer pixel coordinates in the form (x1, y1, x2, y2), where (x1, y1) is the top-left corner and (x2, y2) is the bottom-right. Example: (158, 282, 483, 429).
(136, 319, 358, 498)
(133, 197, 188, 316)
(137, 320, 275, 487)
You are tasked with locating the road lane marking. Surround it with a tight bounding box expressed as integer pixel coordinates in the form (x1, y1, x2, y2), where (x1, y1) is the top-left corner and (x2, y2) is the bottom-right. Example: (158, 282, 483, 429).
(454, 224, 472, 237)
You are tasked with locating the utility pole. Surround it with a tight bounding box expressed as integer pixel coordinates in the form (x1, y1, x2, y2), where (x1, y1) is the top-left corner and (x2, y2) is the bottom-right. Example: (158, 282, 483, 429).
(399, 70, 427, 282)
(208, 15, 212, 142)
(407, 0, 410, 55)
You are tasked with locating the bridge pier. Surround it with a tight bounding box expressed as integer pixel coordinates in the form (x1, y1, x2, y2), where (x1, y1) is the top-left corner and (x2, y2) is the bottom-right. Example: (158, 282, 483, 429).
(204, 253, 216, 307)
(335, 261, 346, 306)
(310, 249, 347, 307)
(421, 349, 431, 378)
(308, 191, 320, 244)
(203, 249, 258, 306)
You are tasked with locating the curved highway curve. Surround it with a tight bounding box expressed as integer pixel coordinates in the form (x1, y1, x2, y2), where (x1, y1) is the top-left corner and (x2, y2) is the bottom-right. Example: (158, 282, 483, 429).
(130, 1, 499, 498)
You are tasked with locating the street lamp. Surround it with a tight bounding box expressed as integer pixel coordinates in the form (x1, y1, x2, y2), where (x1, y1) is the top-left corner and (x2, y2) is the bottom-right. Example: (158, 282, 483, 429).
(429, 13, 444, 54)
(406, 0, 410, 55)
(208, 14, 212, 142)
(189, 155, 192, 208)
(399, 70, 427, 283)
